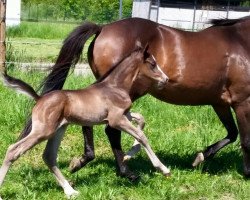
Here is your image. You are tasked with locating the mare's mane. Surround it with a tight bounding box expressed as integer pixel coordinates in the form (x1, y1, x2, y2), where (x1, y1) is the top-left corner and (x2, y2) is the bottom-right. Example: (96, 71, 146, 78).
(210, 15, 250, 26)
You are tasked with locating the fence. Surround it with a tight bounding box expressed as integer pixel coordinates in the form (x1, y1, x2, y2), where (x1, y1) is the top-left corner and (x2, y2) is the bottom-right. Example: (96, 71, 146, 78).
(4, 0, 130, 75)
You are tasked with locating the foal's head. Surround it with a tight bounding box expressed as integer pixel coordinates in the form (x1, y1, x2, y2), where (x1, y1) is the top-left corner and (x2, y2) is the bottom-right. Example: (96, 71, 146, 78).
(134, 45, 168, 90)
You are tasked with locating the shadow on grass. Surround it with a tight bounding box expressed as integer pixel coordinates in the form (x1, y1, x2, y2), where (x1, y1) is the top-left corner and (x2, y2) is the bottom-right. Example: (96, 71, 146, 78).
(13, 149, 244, 193)
(156, 150, 243, 175)
(65, 148, 243, 180)
(59, 148, 243, 176)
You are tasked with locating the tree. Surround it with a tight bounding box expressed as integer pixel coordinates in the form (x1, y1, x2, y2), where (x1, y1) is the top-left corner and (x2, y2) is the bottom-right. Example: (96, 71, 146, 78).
(22, 0, 133, 23)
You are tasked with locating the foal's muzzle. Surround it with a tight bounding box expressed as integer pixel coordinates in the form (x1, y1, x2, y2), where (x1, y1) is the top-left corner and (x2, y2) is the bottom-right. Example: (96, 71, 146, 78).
(157, 74, 169, 90)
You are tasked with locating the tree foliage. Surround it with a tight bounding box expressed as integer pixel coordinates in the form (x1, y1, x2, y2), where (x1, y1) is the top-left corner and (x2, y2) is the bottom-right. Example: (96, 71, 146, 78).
(22, 0, 133, 23)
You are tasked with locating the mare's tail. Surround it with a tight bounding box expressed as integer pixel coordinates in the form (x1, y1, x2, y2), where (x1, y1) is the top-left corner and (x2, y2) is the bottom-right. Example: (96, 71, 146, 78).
(42, 22, 102, 94)
(20, 22, 102, 139)
(2, 72, 40, 101)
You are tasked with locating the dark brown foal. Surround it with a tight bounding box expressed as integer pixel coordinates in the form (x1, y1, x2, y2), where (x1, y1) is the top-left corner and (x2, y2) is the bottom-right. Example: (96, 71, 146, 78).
(0, 47, 169, 198)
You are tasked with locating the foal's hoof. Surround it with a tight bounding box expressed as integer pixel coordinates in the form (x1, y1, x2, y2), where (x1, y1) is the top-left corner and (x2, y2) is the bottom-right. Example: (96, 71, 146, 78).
(66, 190, 79, 199)
(164, 172, 171, 177)
(69, 157, 82, 173)
(192, 152, 205, 167)
(123, 155, 132, 161)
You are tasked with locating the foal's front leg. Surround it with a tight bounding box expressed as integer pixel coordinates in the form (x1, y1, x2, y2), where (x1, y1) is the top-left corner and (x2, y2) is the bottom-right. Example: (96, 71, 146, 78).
(43, 126, 79, 199)
(124, 112, 145, 161)
(110, 114, 170, 176)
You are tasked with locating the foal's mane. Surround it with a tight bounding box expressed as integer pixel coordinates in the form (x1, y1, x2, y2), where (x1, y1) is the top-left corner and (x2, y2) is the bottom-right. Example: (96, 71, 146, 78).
(94, 47, 142, 84)
(210, 15, 250, 26)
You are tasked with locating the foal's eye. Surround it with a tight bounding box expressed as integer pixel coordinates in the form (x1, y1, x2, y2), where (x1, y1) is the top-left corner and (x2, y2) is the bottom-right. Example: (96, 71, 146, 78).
(149, 61, 156, 70)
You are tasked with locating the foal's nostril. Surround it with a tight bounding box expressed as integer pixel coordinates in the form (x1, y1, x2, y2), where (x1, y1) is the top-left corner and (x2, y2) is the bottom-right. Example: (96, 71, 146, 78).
(163, 75, 169, 83)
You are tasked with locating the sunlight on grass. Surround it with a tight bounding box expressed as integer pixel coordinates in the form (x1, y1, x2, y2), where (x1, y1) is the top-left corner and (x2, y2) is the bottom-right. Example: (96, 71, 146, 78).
(0, 71, 249, 199)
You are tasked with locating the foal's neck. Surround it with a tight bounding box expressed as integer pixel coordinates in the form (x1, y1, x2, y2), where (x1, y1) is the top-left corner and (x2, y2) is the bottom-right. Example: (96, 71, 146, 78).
(103, 58, 139, 93)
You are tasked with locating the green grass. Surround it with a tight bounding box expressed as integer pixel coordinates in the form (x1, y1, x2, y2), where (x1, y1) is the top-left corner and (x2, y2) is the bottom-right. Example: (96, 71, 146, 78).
(7, 21, 79, 39)
(0, 70, 249, 199)
(6, 22, 90, 64)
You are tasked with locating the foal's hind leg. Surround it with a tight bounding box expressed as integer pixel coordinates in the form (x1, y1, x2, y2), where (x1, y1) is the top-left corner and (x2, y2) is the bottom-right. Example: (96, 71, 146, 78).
(69, 126, 95, 173)
(193, 105, 238, 166)
(0, 131, 46, 187)
(43, 126, 79, 198)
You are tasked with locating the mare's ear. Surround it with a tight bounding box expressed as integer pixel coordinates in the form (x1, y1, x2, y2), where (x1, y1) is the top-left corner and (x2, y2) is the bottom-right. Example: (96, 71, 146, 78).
(143, 43, 150, 59)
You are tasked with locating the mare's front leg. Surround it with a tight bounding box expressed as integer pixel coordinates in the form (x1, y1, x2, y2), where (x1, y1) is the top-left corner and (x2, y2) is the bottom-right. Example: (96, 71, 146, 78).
(109, 114, 170, 176)
(43, 126, 79, 198)
(69, 126, 95, 173)
(233, 100, 250, 177)
(192, 105, 238, 166)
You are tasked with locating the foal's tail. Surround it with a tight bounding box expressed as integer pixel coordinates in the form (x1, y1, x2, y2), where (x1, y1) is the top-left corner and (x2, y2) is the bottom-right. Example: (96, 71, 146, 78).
(2, 72, 40, 101)
(19, 22, 102, 139)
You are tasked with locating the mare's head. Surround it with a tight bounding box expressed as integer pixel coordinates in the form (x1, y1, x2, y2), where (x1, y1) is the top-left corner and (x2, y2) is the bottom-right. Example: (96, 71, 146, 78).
(134, 44, 168, 90)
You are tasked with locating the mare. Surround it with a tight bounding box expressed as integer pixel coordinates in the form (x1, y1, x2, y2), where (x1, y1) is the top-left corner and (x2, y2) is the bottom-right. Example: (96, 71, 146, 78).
(20, 16, 250, 179)
(0, 47, 169, 198)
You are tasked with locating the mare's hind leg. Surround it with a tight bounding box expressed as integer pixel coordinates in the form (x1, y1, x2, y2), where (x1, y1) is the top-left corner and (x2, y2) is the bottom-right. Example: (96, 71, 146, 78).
(69, 125, 138, 181)
(69, 126, 95, 173)
(105, 125, 139, 181)
(0, 131, 47, 188)
(43, 126, 79, 198)
(233, 101, 250, 177)
(193, 105, 238, 166)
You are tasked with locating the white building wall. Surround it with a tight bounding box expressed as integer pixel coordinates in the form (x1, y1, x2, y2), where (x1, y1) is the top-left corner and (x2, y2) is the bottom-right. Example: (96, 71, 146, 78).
(132, 1, 250, 30)
(6, 0, 21, 26)
(132, 0, 151, 19)
(158, 7, 250, 30)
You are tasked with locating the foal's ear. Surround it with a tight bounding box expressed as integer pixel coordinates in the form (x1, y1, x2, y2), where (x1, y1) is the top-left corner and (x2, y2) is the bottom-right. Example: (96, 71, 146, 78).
(143, 43, 150, 59)
(135, 40, 143, 51)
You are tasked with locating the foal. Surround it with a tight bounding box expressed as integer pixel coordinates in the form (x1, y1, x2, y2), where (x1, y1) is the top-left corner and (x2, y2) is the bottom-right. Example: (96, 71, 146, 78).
(0, 47, 169, 198)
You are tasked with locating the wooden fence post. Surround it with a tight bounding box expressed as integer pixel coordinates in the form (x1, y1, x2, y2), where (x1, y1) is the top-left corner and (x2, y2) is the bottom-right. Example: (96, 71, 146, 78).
(0, 0, 6, 73)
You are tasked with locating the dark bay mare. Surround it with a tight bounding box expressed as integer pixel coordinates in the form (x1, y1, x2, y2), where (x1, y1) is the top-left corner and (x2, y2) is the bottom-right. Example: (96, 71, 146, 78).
(0, 47, 169, 198)
(21, 16, 250, 179)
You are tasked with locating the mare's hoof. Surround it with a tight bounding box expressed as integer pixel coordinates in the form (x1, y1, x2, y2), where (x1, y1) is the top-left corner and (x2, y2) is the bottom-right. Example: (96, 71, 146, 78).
(243, 169, 250, 179)
(192, 152, 205, 167)
(128, 173, 140, 182)
(69, 157, 82, 173)
(118, 170, 140, 182)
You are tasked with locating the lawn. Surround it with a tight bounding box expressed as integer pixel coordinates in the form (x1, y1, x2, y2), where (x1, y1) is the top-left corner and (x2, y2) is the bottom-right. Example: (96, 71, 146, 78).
(0, 70, 249, 200)
(6, 21, 90, 66)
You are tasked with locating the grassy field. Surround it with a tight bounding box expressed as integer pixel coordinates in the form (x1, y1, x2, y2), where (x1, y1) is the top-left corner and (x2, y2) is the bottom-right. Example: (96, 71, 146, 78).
(6, 21, 89, 65)
(0, 71, 249, 200)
